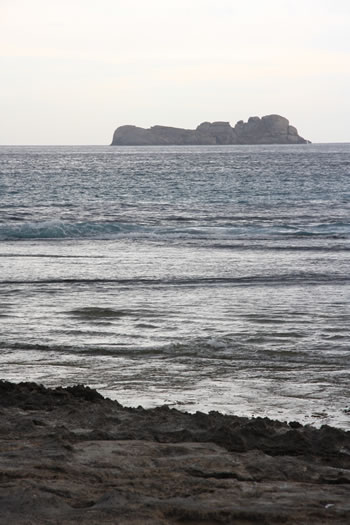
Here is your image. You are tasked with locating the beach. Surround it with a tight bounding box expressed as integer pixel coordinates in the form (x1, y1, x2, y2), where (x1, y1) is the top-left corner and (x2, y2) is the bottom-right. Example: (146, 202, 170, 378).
(1, 380, 349, 524)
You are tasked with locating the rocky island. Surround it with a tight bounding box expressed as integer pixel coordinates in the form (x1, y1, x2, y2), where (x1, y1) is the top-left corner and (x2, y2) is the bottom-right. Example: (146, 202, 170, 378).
(1, 380, 349, 524)
(111, 114, 309, 145)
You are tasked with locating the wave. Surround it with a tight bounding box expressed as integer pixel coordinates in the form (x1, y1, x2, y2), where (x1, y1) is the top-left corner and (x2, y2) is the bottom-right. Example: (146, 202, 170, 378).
(0, 219, 349, 241)
(66, 306, 159, 319)
(0, 220, 137, 240)
(1, 274, 349, 287)
(0, 336, 331, 364)
(0, 336, 279, 359)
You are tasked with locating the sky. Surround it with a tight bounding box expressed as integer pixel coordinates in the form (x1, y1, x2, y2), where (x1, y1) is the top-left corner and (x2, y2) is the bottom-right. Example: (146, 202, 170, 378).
(1, 0, 349, 144)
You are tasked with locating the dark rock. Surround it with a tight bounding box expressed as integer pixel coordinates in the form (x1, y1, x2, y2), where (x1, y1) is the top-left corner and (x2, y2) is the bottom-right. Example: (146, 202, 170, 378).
(111, 115, 310, 145)
(0, 380, 349, 524)
(0, 380, 107, 410)
(65, 384, 105, 402)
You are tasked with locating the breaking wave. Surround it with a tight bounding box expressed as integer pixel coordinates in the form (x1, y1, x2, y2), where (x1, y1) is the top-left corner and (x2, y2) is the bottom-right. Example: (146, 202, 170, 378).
(0, 220, 349, 241)
(0, 220, 141, 240)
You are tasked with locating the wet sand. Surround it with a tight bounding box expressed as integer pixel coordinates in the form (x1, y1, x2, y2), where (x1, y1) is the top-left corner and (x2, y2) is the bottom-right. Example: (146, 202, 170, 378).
(0, 380, 349, 524)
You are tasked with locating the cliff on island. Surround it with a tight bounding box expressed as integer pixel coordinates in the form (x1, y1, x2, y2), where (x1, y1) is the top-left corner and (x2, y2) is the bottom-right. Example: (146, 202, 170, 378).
(1, 380, 349, 524)
(111, 114, 310, 145)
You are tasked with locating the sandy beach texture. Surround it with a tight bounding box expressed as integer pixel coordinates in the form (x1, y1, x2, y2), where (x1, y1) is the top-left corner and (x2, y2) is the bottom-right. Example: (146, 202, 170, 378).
(0, 380, 349, 524)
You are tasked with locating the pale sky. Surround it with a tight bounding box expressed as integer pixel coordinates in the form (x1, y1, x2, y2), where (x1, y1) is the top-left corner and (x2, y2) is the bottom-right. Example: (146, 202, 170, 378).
(1, 0, 349, 144)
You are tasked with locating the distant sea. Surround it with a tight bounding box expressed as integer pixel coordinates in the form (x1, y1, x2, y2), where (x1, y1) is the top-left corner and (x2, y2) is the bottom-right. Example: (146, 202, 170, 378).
(0, 144, 349, 428)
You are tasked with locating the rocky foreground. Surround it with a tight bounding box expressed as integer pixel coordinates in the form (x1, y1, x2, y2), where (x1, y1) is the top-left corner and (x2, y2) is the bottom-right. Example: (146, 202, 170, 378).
(111, 114, 309, 145)
(0, 381, 349, 524)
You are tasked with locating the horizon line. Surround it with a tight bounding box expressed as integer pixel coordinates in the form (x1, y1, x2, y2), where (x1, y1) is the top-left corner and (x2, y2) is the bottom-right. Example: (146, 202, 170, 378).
(1, 142, 350, 147)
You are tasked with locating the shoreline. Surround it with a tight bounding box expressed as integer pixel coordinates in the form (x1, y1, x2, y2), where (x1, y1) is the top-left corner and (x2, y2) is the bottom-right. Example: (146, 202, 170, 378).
(1, 380, 349, 524)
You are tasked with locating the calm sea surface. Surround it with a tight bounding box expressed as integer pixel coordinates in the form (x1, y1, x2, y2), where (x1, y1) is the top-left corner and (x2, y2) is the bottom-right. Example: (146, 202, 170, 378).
(0, 144, 349, 428)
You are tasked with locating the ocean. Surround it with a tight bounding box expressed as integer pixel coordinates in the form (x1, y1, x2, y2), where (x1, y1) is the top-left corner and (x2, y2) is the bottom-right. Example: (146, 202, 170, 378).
(0, 144, 349, 428)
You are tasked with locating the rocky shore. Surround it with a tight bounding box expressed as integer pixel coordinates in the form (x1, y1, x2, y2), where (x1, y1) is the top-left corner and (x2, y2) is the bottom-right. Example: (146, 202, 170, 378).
(0, 380, 349, 524)
(111, 114, 309, 145)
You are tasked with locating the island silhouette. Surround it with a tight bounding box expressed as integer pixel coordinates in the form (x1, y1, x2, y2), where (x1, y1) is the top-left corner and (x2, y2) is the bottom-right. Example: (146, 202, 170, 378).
(111, 114, 309, 145)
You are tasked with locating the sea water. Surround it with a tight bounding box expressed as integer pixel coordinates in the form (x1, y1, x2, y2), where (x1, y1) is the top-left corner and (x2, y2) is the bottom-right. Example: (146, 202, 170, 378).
(0, 144, 349, 428)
